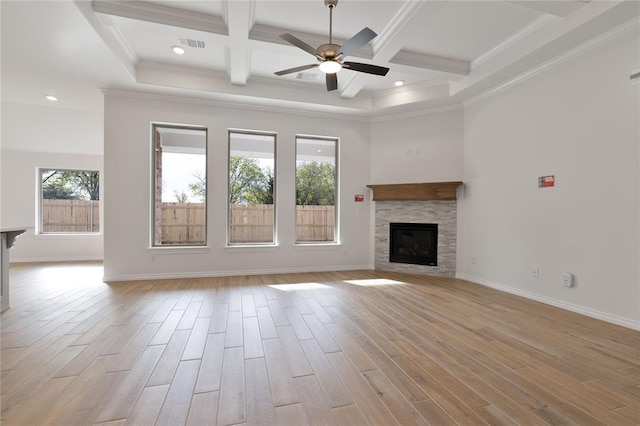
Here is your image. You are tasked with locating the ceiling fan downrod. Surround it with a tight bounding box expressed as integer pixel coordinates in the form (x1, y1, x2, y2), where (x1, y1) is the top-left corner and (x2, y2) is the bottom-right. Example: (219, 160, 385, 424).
(325, 0, 337, 45)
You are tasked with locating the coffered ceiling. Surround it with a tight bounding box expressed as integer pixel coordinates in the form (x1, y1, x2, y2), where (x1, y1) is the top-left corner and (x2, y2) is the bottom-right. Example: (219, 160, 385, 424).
(1, 1, 638, 116)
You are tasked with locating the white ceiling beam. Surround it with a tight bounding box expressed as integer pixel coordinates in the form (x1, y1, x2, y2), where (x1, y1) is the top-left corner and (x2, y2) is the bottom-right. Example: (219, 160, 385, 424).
(390, 50, 469, 76)
(507, 1, 590, 18)
(91, 1, 227, 35)
(135, 61, 373, 113)
(74, 1, 137, 80)
(224, 0, 255, 86)
(339, 0, 446, 99)
(249, 23, 374, 59)
(452, 0, 638, 100)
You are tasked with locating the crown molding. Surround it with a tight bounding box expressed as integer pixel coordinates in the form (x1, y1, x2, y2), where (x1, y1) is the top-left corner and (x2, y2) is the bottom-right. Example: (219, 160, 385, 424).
(135, 60, 376, 110)
(370, 103, 463, 123)
(101, 88, 372, 123)
(466, 17, 639, 107)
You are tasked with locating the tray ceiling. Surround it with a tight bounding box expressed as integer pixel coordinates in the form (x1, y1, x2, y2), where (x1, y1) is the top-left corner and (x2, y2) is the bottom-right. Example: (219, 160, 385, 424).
(1, 1, 638, 116)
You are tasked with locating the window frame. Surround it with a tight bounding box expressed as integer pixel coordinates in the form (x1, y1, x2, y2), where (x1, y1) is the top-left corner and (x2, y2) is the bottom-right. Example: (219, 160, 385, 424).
(151, 123, 208, 248)
(37, 167, 101, 235)
(227, 129, 277, 247)
(294, 134, 339, 245)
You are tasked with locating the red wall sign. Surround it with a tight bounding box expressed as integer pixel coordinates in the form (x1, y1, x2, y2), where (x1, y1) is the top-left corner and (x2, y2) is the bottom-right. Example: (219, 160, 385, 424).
(538, 175, 555, 188)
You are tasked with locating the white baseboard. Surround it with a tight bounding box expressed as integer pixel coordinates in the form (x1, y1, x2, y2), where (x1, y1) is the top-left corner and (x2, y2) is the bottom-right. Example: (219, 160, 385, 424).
(103, 264, 373, 283)
(456, 273, 640, 331)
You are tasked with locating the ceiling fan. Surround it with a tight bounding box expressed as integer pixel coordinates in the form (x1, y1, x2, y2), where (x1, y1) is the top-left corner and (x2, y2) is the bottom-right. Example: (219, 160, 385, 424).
(274, 0, 389, 91)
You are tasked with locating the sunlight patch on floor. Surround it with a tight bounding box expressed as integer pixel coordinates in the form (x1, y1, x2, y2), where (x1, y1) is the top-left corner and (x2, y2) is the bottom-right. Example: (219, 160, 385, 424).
(268, 282, 331, 291)
(33, 263, 104, 287)
(343, 278, 406, 286)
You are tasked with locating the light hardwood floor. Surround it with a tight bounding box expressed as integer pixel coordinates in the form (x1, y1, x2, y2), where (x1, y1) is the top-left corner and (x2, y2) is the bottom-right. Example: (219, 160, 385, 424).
(1, 262, 639, 425)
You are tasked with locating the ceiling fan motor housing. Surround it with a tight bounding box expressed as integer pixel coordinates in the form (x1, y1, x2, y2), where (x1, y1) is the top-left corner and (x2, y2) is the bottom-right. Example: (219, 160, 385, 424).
(317, 44, 341, 61)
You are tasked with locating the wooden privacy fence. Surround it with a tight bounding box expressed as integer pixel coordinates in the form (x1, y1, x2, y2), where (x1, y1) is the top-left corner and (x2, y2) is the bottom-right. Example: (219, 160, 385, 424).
(295, 205, 336, 242)
(43, 201, 335, 243)
(160, 203, 207, 245)
(161, 203, 335, 244)
(229, 204, 273, 243)
(42, 199, 100, 233)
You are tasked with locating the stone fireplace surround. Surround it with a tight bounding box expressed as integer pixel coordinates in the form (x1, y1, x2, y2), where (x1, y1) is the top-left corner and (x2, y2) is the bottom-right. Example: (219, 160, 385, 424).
(367, 182, 462, 277)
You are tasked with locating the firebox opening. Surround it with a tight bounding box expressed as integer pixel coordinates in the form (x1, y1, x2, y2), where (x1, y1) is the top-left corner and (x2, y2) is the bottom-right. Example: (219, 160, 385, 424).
(389, 223, 438, 266)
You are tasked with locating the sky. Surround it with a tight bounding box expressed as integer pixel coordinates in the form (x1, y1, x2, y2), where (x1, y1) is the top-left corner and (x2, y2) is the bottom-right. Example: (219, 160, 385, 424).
(162, 152, 205, 202)
(162, 153, 274, 203)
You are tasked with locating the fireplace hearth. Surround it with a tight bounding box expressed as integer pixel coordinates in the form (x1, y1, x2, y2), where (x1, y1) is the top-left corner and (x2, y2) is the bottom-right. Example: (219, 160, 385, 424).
(389, 222, 438, 266)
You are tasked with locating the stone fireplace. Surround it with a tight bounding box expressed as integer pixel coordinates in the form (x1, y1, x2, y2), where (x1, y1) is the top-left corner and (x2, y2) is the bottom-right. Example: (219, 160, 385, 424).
(367, 182, 462, 277)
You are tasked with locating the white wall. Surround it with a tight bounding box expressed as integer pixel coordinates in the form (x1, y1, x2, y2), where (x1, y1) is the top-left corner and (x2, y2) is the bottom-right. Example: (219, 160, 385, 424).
(0, 102, 104, 261)
(458, 29, 640, 328)
(103, 93, 372, 280)
(2, 102, 103, 154)
(370, 107, 464, 184)
(368, 107, 464, 270)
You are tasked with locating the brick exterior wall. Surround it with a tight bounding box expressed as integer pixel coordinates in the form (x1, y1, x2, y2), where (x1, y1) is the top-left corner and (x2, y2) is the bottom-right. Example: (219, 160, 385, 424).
(374, 200, 457, 277)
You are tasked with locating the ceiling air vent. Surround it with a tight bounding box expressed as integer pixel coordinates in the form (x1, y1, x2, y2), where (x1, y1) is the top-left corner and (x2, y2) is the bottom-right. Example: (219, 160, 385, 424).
(179, 38, 206, 49)
(296, 72, 318, 81)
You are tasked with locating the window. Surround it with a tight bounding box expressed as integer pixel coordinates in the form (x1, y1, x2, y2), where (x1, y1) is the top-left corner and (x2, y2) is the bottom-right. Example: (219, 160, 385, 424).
(295, 136, 338, 243)
(228, 130, 276, 245)
(39, 169, 100, 233)
(152, 124, 207, 246)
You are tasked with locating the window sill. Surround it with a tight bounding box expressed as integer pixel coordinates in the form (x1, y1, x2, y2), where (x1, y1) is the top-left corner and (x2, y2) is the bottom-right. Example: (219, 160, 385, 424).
(147, 246, 210, 255)
(35, 232, 102, 239)
(294, 242, 342, 250)
(224, 244, 279, 253)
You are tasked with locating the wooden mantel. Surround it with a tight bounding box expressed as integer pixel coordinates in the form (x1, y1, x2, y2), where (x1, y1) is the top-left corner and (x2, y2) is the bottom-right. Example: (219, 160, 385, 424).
(367, 181, 463, 201)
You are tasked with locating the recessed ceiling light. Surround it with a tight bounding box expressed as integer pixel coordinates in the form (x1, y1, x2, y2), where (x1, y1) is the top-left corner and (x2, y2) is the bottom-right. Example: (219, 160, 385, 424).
(45, 95, 58, 101)
(394, 80, 404, 87)
(171, 45, 186, 55)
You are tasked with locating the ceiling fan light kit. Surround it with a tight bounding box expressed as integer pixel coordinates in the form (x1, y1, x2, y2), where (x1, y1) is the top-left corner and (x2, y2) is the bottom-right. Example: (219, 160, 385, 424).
(275, 0, 389, 92)
(319, 61, 342, 74)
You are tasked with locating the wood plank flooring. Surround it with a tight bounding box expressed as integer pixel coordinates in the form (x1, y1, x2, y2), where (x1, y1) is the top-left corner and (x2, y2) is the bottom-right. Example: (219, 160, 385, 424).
(1, 262, 639, 425)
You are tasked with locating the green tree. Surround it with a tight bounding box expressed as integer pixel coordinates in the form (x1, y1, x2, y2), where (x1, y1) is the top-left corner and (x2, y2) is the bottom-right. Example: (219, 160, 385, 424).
(296, 161, 335, 205)
(228, 157, 272, 205)
(187, 158, 273, 205)
(42, 170, 99, 200)
(253, 168, 274, 204)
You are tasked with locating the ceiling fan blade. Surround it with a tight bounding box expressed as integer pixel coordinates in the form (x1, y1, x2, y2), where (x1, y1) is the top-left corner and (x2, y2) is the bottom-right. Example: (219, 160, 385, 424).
(279, 33, 319, 57)
(326, 73, 338, 91)
(274, 64, 319, 76)
(343, 61, 389, 76)
(338, 27, 377, 57)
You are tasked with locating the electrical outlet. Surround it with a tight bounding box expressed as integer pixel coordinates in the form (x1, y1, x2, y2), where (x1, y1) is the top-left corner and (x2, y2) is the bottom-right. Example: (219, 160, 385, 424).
(531, 267, 539, 278)
(562, 272, 574, 287)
